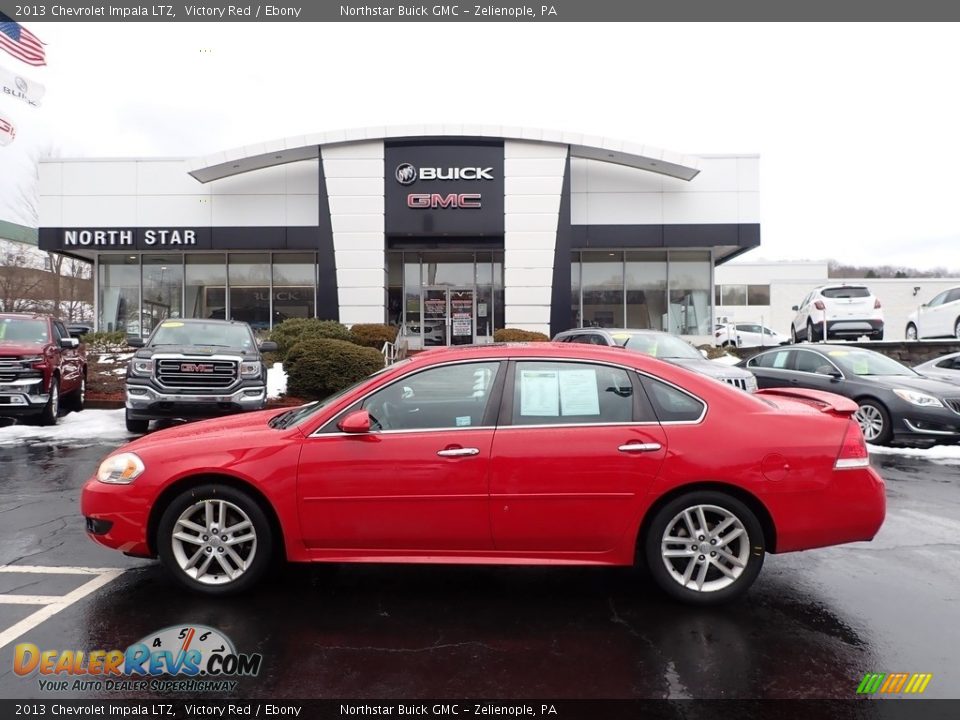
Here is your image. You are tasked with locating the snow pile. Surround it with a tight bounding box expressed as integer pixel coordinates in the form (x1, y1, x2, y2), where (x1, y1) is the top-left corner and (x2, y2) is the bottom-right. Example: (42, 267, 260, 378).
(868, 443, 960, 464)
(0, 410, 129, 447)
(710, 354, 743, 366)
(267, 362, 287, 399)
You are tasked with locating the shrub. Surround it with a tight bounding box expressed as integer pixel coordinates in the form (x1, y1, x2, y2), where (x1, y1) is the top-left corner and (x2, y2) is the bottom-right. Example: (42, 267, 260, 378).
(350, 323, 398, 349)
(285, 337, 385, 400)
(493, 328, 550, 343)
(82, 331, 128, 351)
(269, 318, 352, 361)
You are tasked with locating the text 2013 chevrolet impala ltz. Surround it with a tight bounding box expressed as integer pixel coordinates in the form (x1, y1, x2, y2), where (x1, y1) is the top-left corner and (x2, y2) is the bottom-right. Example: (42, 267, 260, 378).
(81, 344, 885, 605)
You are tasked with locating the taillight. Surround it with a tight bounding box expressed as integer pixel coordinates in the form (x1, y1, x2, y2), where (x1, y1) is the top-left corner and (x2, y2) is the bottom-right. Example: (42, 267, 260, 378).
(874, 298, 881, 309)
(835, 419, 870, 469)
(814, 300, 826, 311)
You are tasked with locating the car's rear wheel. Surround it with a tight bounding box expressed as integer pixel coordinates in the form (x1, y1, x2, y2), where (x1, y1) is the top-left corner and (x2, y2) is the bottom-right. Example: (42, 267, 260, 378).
(645, 491, 765, 605)
(855, 399, 892, 445)
(905, 323, 918, 341)
(807, 319, 820, 342)
(124, 410, 149, 434)
(954, 318, 960, 340)
(790, 325, 798, 344)
(157, 484, 272, 595)
(38, 378, 60, 426)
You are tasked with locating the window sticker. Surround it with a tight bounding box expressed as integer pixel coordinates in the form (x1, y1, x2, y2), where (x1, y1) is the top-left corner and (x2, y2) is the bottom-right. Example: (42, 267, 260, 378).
(852, 359, 869, 375)
(773, 352, 789, 368)
(828, 350, 849, 357)
(519, 370, 560, 416)
(456, 416, 472, 427)
(161, 321, 184, 328)
(559, 369, 600, 416)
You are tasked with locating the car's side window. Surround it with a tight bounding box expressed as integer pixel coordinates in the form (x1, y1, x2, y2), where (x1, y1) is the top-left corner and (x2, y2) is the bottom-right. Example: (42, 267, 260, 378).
(568, 334, 593, 344)
(947, 289, 960, 304)
(928, 291, 947, 307)
(361, 362, 501, 432)
(640, 377, 705, 423)
(511, 361, 636, 426)
(51, 322, 64, 342)
(795, 351, 836, 375)
(749, 350, 791, 369)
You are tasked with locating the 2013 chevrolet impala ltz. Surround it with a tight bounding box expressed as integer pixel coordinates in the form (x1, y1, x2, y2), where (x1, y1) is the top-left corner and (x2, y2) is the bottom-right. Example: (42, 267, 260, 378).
(81, 343, 886, 604)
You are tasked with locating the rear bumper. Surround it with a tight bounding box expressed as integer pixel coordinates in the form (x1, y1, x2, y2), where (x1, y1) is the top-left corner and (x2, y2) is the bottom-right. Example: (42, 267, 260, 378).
(771, 466, 886, 553)
(825, 319, 884, 337)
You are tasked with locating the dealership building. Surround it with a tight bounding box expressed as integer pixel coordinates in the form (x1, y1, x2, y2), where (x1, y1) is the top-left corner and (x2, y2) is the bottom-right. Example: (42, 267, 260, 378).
(38, 126, 760, 346)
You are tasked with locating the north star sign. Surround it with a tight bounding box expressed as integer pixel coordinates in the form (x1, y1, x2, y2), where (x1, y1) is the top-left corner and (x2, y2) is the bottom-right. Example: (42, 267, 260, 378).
(63, 229, 199, 247)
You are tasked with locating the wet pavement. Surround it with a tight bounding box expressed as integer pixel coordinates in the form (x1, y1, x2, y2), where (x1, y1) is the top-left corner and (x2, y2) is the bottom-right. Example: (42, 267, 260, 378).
(0, 434, 957, 700)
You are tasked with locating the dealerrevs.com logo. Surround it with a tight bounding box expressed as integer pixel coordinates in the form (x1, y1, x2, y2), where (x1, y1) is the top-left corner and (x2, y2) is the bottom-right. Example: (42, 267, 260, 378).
(14, 625, 263, 693)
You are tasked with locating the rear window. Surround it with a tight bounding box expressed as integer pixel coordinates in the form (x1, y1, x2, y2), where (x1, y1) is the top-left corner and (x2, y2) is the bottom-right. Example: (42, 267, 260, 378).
(821, 287, 870, 299)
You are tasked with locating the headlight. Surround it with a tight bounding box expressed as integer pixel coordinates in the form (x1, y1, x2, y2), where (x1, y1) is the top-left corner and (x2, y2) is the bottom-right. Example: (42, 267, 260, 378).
(96, 453, 145, 484)
(745, 376, 759, 392)
(240, 361, 261, 378)
(892, 388, 944, 408)
(130, 359, 154, 376)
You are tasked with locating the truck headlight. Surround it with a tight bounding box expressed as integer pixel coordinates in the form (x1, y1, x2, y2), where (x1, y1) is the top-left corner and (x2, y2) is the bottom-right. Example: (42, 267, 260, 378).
(892, 388, 944, 408)
(97, 453, 145, 484)
(240, 361, 261, 378)
(131, 359, 154, 376)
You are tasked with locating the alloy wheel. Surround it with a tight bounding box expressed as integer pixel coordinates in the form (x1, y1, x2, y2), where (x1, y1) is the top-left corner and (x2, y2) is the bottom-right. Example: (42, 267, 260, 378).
(50, 383, 59, 416)
(660, 504, 750, 593)
(906, 324, 917, 341)
(170, 499, 258, 585)
(855, 404, 884, 442)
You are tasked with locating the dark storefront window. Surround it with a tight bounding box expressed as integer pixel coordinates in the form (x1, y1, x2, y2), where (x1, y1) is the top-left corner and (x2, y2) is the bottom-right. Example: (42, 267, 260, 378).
(142, 254, 183, 331)
(581, 251, 624, 328)
(185, 253, 226, 321)
(626, 250, 667, 330)
(98, 255, 140, 335)
(668, 251, 711, 335)
(228, 253, 271, 331)
(273, 253, 316, 325)
(387, 252, 403, 327)
(570, 252, 581, 329)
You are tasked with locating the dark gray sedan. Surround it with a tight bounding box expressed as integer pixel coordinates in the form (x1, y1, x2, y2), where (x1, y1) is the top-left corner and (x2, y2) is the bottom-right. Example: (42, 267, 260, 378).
(914, 352, 960, 387)
(552, 328, 758, 392)
(741, 344, 960, 446)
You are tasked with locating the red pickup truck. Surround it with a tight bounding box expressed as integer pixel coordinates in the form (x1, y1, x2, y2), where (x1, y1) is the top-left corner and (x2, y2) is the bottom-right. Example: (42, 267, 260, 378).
(0, 314, 87, 425)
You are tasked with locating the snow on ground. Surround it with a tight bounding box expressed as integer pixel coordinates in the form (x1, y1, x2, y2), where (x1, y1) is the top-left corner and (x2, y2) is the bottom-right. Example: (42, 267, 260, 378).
(0, 410, 130, 447)
(710, 354, 742, 366)
(267, 362, 287, 399)
(867, 443, 960, 465)
(96, 352, 133, 365)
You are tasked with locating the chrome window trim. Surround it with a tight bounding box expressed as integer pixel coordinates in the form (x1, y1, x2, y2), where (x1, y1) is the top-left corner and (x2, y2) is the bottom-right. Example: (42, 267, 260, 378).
(633, 369, 708, 425)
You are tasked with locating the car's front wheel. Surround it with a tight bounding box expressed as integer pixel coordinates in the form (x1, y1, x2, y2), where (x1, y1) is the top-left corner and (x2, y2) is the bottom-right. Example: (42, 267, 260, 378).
(157, 484, 273, 595)
(645, 491, 765, 605)
(38, 377, 60, 426)
(905, 323, 918, 341)
(855, 399, 892, 445)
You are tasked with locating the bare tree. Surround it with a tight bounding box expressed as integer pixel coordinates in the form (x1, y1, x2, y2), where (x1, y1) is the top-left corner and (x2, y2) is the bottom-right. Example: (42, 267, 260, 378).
(0, 241, 45, 312)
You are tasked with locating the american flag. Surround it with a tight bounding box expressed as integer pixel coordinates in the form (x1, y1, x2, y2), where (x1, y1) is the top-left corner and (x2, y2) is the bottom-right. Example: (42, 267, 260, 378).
(0, 12, 45, 67)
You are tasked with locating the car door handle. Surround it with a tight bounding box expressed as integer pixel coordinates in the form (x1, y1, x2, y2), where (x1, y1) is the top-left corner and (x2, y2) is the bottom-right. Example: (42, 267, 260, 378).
(618, 443, 662, 453)
(437, 447, 480, 457)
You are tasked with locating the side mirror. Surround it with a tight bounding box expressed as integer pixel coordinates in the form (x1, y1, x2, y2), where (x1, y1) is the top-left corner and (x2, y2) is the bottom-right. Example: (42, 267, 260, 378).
(791, 305, 799, 312)
(338, 409, 371, 434)
(127, 337, 145, 348)
(258, 341, 278, 353)
(60, 337, 79, 349)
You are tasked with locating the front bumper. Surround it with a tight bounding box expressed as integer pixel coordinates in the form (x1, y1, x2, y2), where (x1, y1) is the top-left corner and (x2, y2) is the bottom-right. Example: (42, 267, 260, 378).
(893, 403, 960, 445)
(81, 475, 154, 557)
(0, 378, 49, 415)
(125, 380, 267, 419)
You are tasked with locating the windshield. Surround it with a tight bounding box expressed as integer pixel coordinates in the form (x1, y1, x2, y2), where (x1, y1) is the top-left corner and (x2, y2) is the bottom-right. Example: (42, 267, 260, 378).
(149, 321, 254, 349)
(824, 348, 915, 377)
(618, 333, 703, 360)
(0, 318, 49, 344)
(821, 287, 870, 299)
(269, 361, 406, 428)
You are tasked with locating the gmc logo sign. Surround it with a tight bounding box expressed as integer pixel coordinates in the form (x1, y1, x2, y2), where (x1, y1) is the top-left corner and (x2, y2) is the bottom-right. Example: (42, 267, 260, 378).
(180, 363, 215, 373)
(407, 193, 482, 209)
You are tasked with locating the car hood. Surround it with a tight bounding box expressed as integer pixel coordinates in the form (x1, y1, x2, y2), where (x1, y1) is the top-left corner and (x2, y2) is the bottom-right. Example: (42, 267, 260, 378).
(0, 341, 46, 354)
(665, 357, 754, 379)
(856, 373, 960, 397)
(135, 344, 258, 359)
(123, 408, 288, 452)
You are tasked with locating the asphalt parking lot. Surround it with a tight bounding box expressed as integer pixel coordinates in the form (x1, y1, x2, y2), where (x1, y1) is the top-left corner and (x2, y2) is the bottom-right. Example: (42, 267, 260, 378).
(0, 416, 957, 700)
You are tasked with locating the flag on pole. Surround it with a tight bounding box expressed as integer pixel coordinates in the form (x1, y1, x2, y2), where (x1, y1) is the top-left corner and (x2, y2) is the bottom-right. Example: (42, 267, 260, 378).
(0, 114, 15, 146)
(0, 12, 45, 67)
(0, 63, 44, 107)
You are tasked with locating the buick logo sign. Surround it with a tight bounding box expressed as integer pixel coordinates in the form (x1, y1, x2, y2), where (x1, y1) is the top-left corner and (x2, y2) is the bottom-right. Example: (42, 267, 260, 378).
(395, 163, 417, 185)
(15, 77, 27, 93)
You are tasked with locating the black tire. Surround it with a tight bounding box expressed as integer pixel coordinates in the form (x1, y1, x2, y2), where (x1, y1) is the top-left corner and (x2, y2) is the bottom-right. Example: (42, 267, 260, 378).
(905, 323, 918, 341)
(125, 410, 149, 434)
(954, 318, 960, 340)
(807, 319, 821, 342)
(63, 373, 86, 412)
(644, 491, 765, 605)
(157, 483, 273, 596)
(874, 330, 884, 341)
(855, 399, 892, 446)
(38, 377, 60, 426)
(790, 325, 798, 344)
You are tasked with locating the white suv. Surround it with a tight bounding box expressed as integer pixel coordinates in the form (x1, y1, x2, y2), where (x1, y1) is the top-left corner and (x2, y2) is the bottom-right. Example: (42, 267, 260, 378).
(905, 286, 960, 340)
(790, 285, 884, 343)
(714, 322, 785, 348)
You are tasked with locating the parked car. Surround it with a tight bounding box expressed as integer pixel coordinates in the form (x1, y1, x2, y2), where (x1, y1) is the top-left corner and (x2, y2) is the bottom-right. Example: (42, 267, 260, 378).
(0, 314, 87, 425)
(905, 287, 960, 340)
(790, 285, 884, 343)
(913, 351, 960, 386)
(404, 320, 446, 346)
(714, 322, 785, 348)
(66, 324, 94, 338)
(553, 328, 758, 392)
(82, 343, 885, 603)
(124, 319, 277, 434)
(741, 344, 960, 446)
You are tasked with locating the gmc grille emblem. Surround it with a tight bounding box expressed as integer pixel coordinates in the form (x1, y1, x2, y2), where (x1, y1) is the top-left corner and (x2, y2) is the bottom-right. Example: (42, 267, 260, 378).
(180, 363, 215, 373)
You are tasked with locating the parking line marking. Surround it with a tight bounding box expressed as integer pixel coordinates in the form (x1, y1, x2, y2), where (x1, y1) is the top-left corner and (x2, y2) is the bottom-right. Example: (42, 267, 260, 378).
(0, 567, 124, 650)
(0, 595, 63, 605)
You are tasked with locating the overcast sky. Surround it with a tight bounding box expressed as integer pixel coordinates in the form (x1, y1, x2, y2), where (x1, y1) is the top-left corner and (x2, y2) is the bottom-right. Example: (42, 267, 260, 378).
(1, 22, 959, 269)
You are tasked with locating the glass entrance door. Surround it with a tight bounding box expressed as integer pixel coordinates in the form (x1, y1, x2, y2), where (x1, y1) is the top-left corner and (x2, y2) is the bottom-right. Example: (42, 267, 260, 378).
(420, 287, 475, 346)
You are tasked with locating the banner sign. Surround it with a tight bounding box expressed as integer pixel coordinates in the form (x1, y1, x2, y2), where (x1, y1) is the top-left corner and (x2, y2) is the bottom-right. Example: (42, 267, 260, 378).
(0, 63, 44, 107)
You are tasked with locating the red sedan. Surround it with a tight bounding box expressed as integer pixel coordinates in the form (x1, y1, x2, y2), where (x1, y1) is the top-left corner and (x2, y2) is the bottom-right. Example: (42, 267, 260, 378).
(82, 343, 885, 604)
